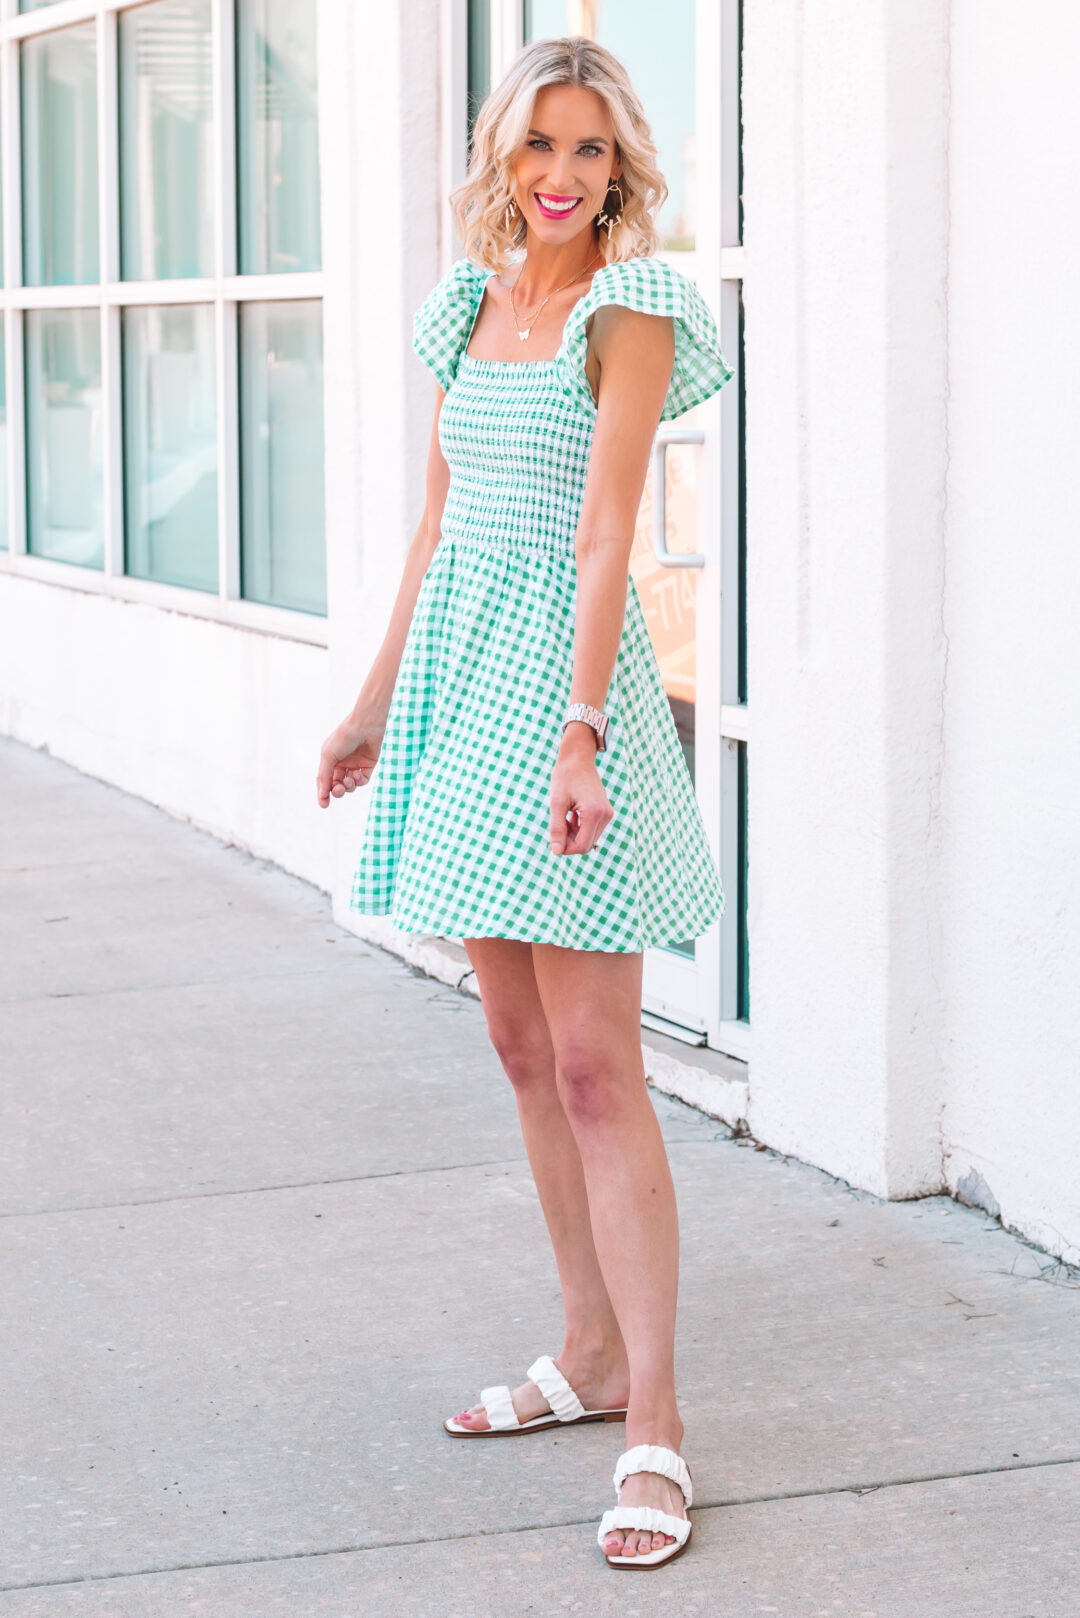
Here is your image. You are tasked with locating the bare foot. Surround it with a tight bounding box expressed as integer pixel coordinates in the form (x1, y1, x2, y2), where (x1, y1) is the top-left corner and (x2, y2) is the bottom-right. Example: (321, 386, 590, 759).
(451, 1348, 629, 1431)
(601, 1467, 687, 1558)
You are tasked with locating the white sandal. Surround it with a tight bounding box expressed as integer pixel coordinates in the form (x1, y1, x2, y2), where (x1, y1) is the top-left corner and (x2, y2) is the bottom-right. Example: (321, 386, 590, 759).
(598, 1444, 694, 1569)
(443, 1354, 628, 1437)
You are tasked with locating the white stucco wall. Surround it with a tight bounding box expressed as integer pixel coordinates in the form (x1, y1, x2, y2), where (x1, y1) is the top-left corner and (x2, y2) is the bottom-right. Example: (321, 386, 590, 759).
(0, 574, 332, 888)
(742, 0, 951, 1198)
(940, 2, 1080, 1262)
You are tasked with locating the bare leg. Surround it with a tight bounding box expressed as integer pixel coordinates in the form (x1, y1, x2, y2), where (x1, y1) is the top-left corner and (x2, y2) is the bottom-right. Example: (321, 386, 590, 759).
(530, 943, 686, 1559)
(450, 937, 629, 1429)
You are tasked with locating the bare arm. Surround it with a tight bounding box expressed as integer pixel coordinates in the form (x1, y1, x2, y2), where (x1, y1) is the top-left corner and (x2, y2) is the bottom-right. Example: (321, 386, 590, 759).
(548, 306, 675, 855)
(317, 390, 451, 807)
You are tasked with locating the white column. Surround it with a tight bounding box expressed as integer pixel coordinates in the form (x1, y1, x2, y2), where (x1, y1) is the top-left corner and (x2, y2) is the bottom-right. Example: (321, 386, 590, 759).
(317, 0, 444, 924)
(742, 0, 951, 1197)
(940, 1, 1080, 1261)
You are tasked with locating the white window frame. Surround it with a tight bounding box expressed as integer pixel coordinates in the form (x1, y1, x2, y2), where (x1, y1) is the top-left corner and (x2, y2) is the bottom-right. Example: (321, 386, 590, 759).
(0, 0, 327, 648)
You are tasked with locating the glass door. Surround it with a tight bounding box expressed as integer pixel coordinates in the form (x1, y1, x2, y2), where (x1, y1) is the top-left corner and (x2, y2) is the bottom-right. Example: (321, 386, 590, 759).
(466, 0, 748, 1056)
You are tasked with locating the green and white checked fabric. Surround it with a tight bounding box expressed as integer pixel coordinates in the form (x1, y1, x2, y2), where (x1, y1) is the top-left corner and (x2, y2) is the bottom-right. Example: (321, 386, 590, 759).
(349, 255, 733, 953)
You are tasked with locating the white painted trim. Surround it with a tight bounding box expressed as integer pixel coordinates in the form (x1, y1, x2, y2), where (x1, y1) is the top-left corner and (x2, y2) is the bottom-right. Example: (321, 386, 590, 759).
(440, 0, 468, 267)
(720, 245, 746, 281)
(0, 275, 323, 309)
(1, 27, 22, 294)
(101, 299, 123, 577)
(642, 1041, 748, 1129)
(5, 0, 98, 38)
(489, 0, 521, 84)
(716, 4, 749, 1041)
(4, 282, 107, 308)
(217, 296, 240, 601)
(212, 0, 237, 280)
(714, 1017, 751, 1063)
(3, 303, 26, 557)
(646, 946, 709, 1035)
(1, 27, 26, 556)
(719, 0, 742, 251)
(3, 0, 170, 40)
(98, 5, 121, 578)
(97, 4, 118, 282)
(0, 548, 329, 642)
(721, 703, 748, 742)
(221, 273, 324, 302)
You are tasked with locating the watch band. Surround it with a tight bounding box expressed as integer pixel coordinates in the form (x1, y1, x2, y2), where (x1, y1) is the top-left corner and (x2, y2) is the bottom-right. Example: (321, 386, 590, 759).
(563, 701, 609, 752)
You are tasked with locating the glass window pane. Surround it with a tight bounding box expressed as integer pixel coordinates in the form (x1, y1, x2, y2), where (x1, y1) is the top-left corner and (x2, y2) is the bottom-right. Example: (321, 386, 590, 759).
(19, 1, 66, 12)
(21, 25, 99, 287)
(239, 300, 325, 614)
(524, 0, 696, 252)
(122, 304, 217, 591)
(119, 0, 214, 281)
(25, 308, 103, 569)
(236, 0, 321, 274)
(467, 0, 491, 141)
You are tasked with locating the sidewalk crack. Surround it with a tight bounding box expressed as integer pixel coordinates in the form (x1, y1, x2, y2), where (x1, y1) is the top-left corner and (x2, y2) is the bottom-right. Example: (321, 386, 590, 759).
(3, 1455, 1079, 1595)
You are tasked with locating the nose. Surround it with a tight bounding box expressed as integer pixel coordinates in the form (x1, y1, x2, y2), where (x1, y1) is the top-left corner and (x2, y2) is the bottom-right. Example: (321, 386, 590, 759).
(544, 154, 576, 191)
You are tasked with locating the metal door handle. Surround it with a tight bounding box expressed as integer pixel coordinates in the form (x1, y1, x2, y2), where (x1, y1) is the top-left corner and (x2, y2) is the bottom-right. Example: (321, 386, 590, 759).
(651, 430, 706, 568)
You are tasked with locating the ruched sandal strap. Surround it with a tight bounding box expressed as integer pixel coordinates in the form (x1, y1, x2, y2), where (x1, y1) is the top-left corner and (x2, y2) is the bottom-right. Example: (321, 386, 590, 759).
(597, 1505, 692, 1549)
(526, 1354, 586, 1423)
(613, 1445, 693, 1508)
(478, 1383, 519, 1430)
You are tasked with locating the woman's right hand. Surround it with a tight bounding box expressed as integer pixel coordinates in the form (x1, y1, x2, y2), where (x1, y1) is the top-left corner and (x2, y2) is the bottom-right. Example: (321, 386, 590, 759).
(316, 713, 385, 808)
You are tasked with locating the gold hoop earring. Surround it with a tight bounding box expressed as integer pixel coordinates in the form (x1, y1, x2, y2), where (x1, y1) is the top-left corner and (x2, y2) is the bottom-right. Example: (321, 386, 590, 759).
(596, 178, 624, 240)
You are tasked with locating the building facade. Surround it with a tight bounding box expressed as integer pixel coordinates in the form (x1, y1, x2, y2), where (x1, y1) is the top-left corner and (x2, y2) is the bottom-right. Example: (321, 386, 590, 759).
(2, 0, 1077, 1264)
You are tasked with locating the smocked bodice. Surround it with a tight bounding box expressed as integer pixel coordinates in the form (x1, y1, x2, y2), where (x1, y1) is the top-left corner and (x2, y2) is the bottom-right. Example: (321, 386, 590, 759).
(438, 356, 596, 554)
(412, 254, 733, 558)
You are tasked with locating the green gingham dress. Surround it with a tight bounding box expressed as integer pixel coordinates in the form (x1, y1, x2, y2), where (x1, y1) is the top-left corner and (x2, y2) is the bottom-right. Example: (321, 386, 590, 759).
(349, 254, 734, 953)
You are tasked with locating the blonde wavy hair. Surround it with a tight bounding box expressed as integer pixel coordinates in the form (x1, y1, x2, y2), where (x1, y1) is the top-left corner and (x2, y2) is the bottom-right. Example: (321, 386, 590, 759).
(451, 36, 667, 274)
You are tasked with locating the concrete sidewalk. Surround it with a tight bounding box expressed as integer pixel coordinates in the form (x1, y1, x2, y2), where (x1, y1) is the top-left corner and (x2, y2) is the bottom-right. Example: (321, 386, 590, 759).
(2, 734, 1078, 1617)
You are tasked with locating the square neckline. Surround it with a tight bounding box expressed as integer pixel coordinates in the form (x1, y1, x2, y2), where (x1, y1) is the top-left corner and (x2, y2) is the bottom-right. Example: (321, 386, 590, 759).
(461, 264, 603, 370)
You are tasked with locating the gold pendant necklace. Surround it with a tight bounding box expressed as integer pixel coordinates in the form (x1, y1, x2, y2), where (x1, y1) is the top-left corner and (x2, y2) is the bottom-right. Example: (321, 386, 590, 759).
(508, 250, 603, 341)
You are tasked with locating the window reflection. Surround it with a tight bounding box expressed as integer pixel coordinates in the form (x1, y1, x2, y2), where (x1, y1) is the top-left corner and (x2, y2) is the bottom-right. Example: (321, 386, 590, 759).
(236, 0, 322, 274)
(21, 25, 99, 287)
(119, 0, 214, 281)
(239, 300, 326, 614)
(25, 309, 103, 569)
(122, 304, 218, 591)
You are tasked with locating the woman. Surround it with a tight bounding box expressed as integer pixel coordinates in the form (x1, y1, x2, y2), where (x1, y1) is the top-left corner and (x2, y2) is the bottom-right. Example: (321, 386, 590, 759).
(317, 36, 732, 1570)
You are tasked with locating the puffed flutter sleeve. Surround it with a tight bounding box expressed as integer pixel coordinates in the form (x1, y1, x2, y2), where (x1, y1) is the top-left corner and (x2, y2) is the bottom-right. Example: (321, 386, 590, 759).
(412, 258, 490, 392)
(556, 255, 733, 421)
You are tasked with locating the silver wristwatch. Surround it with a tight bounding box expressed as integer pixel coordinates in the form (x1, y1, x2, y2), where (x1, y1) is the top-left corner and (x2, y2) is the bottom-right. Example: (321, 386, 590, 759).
(563, 701, 610, 752)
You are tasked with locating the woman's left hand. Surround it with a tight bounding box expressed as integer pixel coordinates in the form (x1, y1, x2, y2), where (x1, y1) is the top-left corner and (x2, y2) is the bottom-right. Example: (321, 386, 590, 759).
(549, 728, 613, 855)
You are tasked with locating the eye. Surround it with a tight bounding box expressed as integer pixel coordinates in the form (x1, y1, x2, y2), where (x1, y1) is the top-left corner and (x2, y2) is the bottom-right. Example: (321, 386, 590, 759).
(526, 138, 605, 157)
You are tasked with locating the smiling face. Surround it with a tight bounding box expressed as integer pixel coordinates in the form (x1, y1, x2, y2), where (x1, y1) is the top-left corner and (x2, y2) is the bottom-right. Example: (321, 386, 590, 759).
(510, 83, 621, 247)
